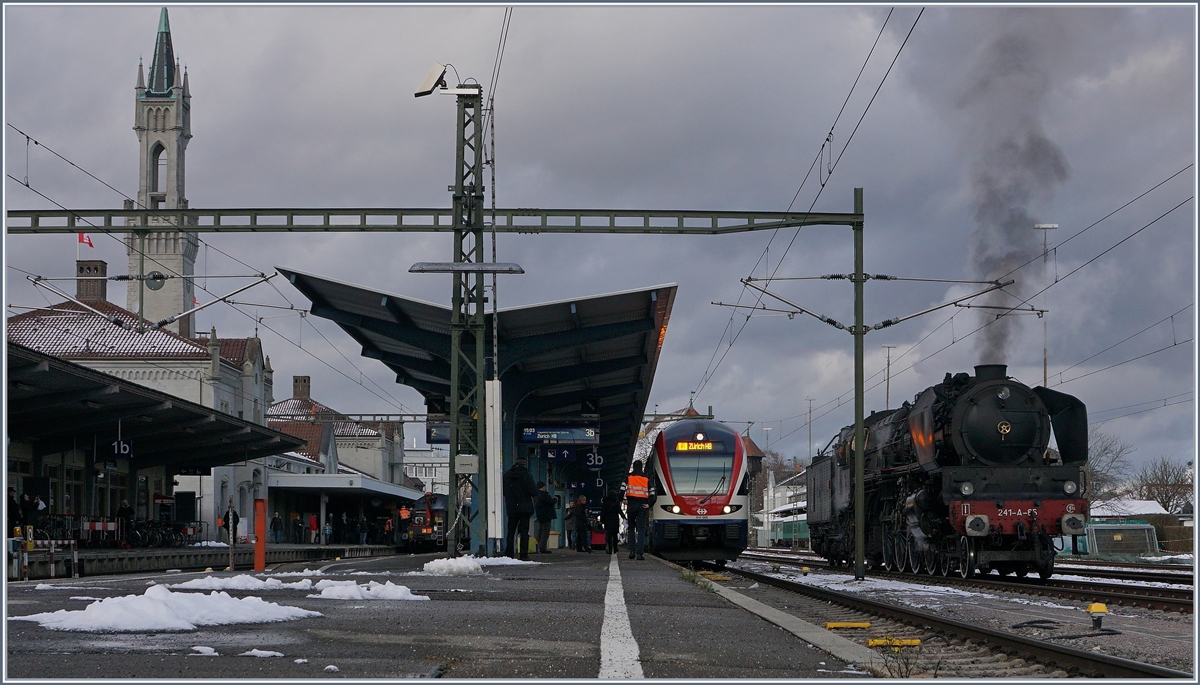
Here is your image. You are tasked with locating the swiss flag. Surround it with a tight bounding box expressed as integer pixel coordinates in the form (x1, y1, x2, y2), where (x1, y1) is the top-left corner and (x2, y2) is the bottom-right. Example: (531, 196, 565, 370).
(77, 232, 94, 248)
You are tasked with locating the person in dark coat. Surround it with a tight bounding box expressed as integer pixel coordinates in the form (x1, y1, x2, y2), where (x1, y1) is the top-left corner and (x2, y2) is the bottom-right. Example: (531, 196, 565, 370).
(270, 512, 284, 543)
(292, 514, 304, 544)
(221, 502, 240, 544)
(8, 487, 23, 537)
(502, 457, 538, 559)
(625, 460, 654, 560)
(116, 499, 135, 548)
(534, 482, 556, 553)
(601, 491, 624, 554)
(573, 495, 592, 553)
(19, 494, 37, 534)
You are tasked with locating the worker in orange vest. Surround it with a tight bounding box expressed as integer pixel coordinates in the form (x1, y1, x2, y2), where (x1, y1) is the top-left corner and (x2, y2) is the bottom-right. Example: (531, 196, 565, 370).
(624, 460, 653, 560)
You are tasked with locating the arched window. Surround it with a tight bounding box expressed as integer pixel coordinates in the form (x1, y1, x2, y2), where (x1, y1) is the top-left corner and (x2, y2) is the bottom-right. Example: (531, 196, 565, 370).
(150, 143, 166, 195)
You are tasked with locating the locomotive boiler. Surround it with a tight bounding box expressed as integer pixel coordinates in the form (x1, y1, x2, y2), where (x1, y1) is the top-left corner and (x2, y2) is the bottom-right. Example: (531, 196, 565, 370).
(807, 364, 1088, 579)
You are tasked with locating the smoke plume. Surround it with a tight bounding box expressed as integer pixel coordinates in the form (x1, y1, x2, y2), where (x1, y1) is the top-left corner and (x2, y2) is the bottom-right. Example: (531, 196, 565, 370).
(957, 27, 1069, 364)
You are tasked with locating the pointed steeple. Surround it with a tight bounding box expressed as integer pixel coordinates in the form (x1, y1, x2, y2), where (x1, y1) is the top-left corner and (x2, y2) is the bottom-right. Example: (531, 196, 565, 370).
(146, 7, 175, 96)
(182, 66, 190, 98)
(136, 57, 145, 90)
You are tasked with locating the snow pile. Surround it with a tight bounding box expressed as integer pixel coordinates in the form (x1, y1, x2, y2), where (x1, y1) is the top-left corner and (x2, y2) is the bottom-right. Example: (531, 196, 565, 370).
(324, 665, 339, 673)
(240, 649, 284, 657)
(69, 596, 103, 601)
(475, 555, 542, 567)
(35, 584, 104, 591)
(8, 585, 322, 632)
(191, 541, 229, 547)
(307, 580, 428, 601)
(260, 568, 324, 577)
(168, 575, 313, 591)
(190, 646, 219, 657)
(294, 658, 308, 664)
(423, 557, 483, 576)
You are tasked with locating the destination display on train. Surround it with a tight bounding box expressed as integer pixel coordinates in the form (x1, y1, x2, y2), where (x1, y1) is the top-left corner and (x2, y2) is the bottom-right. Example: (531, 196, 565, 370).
(674, 441, 715, 451)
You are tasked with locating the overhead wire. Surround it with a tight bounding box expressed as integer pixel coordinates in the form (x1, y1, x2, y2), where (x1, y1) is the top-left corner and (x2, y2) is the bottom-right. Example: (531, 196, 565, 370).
(695, 7, 921, 399)
(6, 174, 415, 413)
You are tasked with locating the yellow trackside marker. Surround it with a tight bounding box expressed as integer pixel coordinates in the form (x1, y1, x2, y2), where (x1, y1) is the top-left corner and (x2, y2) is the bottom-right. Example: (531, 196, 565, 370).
(825, 622, 871, 629)
(707, 575, 732, 581)
(1086, 603, 1108, 614)
(869, 637, 921, 647)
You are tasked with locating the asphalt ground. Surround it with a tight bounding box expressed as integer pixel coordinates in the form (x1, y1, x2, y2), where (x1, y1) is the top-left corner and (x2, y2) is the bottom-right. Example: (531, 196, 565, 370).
(6, 549, 867, 679)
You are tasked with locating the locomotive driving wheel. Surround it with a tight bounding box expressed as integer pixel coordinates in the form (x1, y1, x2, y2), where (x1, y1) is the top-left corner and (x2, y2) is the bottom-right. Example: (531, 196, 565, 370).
(893, 532, 908, 573)
(924, 545, 938, 576)
(939, 543, 953, 576)
(882, 534, 895, 571)
(907, 535, 923, 574)
(957, 536, 977, 578)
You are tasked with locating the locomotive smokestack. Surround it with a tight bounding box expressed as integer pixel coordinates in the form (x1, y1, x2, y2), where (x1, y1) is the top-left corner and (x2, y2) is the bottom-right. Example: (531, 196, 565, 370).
(974, 364, 1008, 381)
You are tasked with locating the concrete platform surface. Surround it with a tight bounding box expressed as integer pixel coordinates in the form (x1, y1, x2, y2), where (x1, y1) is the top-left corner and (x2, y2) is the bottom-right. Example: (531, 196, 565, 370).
(6, 549, 875, 679)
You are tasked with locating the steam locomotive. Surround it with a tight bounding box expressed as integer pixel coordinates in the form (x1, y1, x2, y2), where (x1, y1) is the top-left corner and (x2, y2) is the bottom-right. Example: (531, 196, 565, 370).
(807, 364, 1088, 579)
(648, 419, 750, 563)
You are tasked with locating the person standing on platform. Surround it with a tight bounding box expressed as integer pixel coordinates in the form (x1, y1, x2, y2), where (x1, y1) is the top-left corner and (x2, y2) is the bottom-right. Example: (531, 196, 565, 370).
(116, 499, 135, 548)
(8, 487, 23, 538)
(502, 457, 538, 560)
(534, 482, 555, 553)
(625, 460, 653, 560)
(270, 512, 284, 543)
(573, 495, 592, 553)
(601, 491, 623, 554)
(292, 513, 304, 544)
(564, 499, 577, 550)
(308, 513, 319, 543)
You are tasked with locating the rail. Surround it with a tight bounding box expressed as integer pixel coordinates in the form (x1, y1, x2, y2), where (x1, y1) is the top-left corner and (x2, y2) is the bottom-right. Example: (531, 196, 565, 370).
(721, 564, 1192, 678)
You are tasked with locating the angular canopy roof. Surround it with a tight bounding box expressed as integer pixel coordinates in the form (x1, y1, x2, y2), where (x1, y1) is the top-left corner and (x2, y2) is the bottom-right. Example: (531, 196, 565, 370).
(7, 342, 304, 470)
(277, 267, 676, 484)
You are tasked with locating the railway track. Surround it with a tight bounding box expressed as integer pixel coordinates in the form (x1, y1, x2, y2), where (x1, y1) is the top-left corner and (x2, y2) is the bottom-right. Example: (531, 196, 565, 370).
(743, 550, 1193, 613)
(707, 563, 1193, 678)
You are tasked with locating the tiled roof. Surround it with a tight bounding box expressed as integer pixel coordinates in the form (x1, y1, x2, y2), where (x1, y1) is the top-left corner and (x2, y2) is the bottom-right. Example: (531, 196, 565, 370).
(7, 300, 253, 363)
(268, 397, 340, 417)
(268, 397, 380, 438)
(7, 301, 210, 360)
(268, 420, 327, 461)
(334, 421, 380, 438)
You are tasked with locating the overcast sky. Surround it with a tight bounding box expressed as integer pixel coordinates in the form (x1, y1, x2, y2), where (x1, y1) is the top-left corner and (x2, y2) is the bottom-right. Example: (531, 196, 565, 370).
(4, 4, 1195, 472)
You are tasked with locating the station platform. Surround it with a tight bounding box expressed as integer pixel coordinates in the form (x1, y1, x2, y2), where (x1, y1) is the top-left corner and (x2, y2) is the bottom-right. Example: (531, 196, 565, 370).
(6, 548, 882, 679)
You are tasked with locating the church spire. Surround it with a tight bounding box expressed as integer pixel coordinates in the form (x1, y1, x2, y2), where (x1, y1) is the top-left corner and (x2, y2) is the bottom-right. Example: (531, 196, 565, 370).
(136, 57, 145, 91)
(146, 7, 175, 96)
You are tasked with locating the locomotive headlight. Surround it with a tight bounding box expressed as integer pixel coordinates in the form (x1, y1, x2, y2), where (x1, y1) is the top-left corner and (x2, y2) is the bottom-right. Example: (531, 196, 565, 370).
(1063, 480, 1078, 495)
(959, 482, 975, 496)
(723, 505, 732, 514)
(672, 505, 681, 514)
(997, 386, 1011, 400)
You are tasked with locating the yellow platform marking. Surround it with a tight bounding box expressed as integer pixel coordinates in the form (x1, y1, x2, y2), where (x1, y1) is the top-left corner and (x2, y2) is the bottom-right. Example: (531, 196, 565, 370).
(868, 637, 921, 647)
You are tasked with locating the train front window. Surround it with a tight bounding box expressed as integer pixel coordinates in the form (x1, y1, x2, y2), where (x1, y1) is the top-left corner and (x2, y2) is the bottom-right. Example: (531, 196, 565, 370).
(667, 452, 733, 495)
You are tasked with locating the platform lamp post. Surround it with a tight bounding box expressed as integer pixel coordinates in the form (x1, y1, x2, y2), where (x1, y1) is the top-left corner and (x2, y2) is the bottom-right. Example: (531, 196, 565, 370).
(415, 62, 524, 556)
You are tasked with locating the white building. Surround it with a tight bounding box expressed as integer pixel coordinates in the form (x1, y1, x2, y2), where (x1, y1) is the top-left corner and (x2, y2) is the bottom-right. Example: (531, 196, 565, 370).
(402, 445, 450, 495)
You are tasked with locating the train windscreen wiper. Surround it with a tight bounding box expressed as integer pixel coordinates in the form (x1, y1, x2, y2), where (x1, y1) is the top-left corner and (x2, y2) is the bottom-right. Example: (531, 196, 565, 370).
(699, 473, 726, 505)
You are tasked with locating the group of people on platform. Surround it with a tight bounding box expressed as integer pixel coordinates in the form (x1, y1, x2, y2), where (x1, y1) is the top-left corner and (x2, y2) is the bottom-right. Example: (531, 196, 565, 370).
(502, 457, 654, 561)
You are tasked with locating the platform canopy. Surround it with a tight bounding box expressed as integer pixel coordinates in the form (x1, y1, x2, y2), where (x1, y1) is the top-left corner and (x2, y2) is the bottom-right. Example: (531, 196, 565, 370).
(277, 267, 676, 486)
(7, 342, 305, 469)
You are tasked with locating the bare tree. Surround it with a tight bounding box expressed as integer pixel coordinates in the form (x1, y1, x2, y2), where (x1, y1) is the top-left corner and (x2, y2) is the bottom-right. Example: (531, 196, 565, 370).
(1084, 427, 1135, 503)
(1130, 456, 1194, 515)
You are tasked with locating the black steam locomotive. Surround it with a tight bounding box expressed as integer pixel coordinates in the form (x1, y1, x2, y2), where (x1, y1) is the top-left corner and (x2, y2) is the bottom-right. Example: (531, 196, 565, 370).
(807, 364, 1088, 579)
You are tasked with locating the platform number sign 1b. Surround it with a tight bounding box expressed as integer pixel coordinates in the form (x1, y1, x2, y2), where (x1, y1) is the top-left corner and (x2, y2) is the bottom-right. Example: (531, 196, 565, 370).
(112, 440, 132, 458)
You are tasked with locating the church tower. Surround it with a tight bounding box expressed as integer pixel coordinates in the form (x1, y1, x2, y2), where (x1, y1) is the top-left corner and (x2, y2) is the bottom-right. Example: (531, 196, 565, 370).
(126, 7, 198, 336)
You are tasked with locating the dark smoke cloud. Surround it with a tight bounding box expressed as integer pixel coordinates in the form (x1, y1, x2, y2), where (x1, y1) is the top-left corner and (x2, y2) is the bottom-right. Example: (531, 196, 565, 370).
(956, 25, 1070, 364)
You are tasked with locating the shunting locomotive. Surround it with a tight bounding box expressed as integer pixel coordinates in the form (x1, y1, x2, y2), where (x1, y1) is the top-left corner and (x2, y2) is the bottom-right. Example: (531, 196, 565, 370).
(648, 419, 750, 562)
(807, 364, 1089, 579)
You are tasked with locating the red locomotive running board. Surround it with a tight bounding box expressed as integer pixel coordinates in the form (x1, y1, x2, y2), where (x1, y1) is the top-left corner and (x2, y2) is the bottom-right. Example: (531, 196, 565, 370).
(949, 498, 1088, 535)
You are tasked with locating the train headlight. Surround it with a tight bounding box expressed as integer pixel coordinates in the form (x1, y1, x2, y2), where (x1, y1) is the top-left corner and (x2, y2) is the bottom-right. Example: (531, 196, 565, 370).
(723, 505, 732, 514)
(1063, 480, 1078, 495)
(959, 482, 974, 496)
(672, 505, 681, 514)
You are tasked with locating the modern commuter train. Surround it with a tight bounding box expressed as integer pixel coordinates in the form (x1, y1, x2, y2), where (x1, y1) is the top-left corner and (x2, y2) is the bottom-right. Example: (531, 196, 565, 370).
(807, 364, 1089, 579)
(647, 419, 750, 563)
